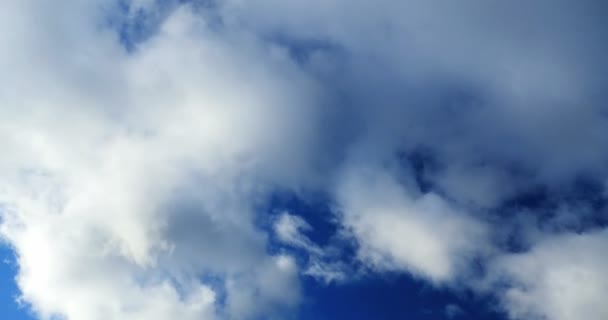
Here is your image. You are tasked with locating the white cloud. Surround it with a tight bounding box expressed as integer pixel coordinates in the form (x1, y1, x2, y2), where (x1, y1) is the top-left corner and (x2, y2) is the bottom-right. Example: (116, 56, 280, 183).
(273, 212, 349, 284)
(274, 212, 322, 256)
(0, 2, 317, 319)
(1, 1, 607, 320)
(335, 162, 487, 283)
(303, 260, 347, 284)
(224, 254, 301, 319)
(494, 229, 608, 320)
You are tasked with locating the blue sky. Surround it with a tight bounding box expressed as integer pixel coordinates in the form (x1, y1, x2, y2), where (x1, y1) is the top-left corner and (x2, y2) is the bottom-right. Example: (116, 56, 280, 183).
(0, 1, 607, 320)
(0, 247, 33, 320)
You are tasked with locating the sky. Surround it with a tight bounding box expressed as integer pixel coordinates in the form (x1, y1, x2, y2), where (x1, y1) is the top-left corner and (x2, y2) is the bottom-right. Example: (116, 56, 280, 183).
(0, 1, 607, 320)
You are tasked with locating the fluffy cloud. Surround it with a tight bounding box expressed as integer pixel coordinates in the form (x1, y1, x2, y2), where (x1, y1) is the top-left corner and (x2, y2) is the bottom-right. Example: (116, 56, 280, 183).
(335, 161, 487, 283)
(1, 1, 607, 320)
(495, 230, 608, 320)
(0, 2, 315, 319)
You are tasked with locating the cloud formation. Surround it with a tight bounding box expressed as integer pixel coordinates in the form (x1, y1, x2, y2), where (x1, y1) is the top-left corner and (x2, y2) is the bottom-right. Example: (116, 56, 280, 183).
(495, 230, 608, 320)
(0, 1, 607, 320)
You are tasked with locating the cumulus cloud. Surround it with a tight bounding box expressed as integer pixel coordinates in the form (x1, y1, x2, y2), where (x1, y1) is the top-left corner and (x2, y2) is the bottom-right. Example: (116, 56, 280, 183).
(494, 230, 608, 320)
(335, 161, 487, 283)
(1, 1, 607, 320)
(0, 1, 314, 319)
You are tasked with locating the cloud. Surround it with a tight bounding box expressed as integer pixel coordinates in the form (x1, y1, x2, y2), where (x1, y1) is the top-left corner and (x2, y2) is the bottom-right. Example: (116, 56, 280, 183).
(1, 1, 607, 320)
(0, 2, 315, 319)
(494, 230, 608, 320)
(335, 161, 487, 283)
(222, 0, 608, 183)
(273, 212, 347, 283)
(274, 212, 322, 255)
(445, 304, 465, 319)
